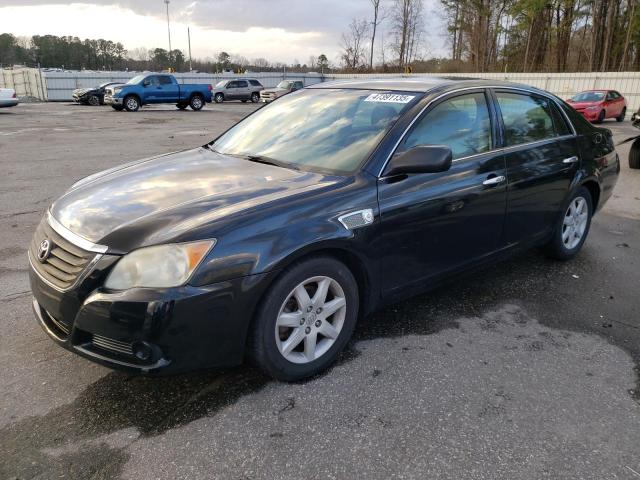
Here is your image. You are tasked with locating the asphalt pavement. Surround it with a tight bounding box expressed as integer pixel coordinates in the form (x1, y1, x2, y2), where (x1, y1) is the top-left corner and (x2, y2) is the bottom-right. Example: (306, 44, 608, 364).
(0, 102, 639, 480)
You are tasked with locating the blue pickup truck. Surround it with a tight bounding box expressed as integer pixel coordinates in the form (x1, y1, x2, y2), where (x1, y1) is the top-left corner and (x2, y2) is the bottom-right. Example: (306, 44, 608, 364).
(104, 74, 213, 112)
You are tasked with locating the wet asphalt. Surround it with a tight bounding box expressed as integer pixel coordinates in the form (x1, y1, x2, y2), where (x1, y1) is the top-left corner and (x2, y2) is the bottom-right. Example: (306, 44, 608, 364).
(0, 102, 639, 479)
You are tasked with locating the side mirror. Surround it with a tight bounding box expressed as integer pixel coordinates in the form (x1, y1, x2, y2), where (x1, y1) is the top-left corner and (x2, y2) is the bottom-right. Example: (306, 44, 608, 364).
(385, 145, 453, 177)
(143, 79, 150, 87)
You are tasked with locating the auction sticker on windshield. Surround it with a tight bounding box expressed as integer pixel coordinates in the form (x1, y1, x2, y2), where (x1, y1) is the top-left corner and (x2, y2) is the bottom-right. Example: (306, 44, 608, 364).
(364, 93, 415, 103)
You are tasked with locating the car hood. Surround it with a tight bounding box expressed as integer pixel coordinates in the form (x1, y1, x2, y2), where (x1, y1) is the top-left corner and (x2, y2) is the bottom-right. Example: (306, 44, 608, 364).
(73, 88, 94, 95)
(567, 100, 601, 109)
(50, 147, 337, 252)
(262, 87, 287, 94)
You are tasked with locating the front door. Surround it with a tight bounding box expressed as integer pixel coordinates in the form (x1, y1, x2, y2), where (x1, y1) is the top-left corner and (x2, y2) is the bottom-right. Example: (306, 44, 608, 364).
(377, 90, 507, 297)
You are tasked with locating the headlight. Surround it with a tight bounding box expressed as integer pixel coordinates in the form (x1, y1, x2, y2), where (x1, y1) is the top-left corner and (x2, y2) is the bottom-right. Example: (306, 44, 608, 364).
(586, 106, 599, 111)
(113, 87, 122, 94)
(105, 240, 215, 290)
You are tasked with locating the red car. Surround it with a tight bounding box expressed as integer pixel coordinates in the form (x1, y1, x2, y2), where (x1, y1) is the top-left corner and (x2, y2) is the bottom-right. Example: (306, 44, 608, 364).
(566, 90, 627, 123)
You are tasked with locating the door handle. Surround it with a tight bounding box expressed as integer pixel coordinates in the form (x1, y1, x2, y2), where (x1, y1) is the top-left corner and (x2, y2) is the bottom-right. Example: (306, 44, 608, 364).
(482, 175, 506, 186)
(563, 156, 579, 164)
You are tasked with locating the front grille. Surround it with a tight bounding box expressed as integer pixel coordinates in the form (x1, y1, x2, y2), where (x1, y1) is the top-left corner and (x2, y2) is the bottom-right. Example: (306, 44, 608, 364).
(29, 217, 96, 290)
(92, 334, 134, 357)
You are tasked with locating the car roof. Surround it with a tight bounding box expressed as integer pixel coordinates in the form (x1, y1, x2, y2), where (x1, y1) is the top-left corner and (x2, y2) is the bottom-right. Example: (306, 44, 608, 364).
(307, 77, 538, 94)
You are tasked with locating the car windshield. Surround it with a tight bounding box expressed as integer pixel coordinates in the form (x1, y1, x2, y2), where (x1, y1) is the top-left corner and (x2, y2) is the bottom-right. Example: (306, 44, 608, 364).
(212, 88, 419, 174)
(571, 91, 605, 102)
(277, 81, 291, 89)
(215, 80, 227, 88)
(126, 75, 146, 85)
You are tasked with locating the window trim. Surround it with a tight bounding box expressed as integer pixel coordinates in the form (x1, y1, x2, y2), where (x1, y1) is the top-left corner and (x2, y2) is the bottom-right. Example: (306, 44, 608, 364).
(493, 89, 562, 148)
(395, 89, 495, 161)
(377, 85, 576, 178)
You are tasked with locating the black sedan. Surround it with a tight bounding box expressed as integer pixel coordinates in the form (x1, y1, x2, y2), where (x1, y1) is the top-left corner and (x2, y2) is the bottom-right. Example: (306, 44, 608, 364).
(72, 81, 123, 106)
(29, 78, 619, 381)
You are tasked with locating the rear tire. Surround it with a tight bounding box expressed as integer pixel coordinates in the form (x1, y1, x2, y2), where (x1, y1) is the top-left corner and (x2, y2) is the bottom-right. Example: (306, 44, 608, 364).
(543, 187, 593, 260)
(177, 103, 188, 110)
(111, 105, 124, 111)
(617, 107, 626, 122)
(630, 138, 640, 169)
(248, 256, 359, 382)
(123, 95, 140, 112)
(190, 94, 204, 111)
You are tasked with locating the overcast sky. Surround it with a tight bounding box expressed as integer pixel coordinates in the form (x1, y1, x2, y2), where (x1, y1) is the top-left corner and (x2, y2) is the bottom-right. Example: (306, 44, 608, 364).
(0, 0, 447, 64)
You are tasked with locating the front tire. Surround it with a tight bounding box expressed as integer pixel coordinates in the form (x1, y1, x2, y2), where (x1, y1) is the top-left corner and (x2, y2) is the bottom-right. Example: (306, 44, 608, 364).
(87, 95, 100, 106)
(248, 256, 359, 381)
(544, 187, 593, 260)
(214, 93, 224, 103)
(251, 92, 260, 103)
(595, 109, 605, 124)
(124, 95, 140, 112)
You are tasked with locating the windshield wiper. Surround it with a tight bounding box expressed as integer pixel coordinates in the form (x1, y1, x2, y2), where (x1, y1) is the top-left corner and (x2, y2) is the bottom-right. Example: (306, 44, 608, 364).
(245, 154, 299, 170)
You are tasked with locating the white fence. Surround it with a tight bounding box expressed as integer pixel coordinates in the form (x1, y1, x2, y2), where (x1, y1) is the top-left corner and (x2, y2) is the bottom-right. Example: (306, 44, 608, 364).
(2, 68, 640, 111)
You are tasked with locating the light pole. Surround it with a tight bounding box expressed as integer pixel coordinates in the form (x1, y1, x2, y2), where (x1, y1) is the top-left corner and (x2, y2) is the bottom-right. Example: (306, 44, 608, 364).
(164, 0, 172, 68)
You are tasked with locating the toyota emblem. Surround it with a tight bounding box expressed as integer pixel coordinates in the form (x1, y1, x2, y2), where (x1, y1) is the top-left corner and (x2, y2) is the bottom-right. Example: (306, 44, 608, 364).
(37, 239, 52, 263)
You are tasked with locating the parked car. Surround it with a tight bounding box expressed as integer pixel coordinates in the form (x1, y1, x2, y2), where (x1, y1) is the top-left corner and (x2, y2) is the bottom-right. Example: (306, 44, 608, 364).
(104, 74, 213, 111)
(72, 82, 123, 106)
(566, 90, 627, 123)
(0, 88, 19, 108)
(260, 80, 304, 103)
(212, 78, 263, 103)
(29, 79, 619, 381)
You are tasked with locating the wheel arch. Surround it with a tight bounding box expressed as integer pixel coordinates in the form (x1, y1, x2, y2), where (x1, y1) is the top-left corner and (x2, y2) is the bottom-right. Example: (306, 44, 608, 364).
(580, 178, 601, 212)
(123, 92, 141, 105)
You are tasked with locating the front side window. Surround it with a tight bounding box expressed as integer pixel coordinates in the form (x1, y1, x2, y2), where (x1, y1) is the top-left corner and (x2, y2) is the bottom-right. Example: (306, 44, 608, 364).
(227, 81, 238, 89)
(401, 92, 492, 160)
(237, 80, 248, 88)
(212, 89, 418, 174)
(496, 92, 556, 146)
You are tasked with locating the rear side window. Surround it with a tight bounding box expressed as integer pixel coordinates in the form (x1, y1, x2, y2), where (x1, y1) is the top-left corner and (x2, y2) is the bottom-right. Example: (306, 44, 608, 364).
(249, 80, 262, 86)
(401, 92, 492, 160)
(158, 76, 173, 85)
(549, 101, 572, 136)
(237, 80, 248, 88)
(496, 92, 556, 146)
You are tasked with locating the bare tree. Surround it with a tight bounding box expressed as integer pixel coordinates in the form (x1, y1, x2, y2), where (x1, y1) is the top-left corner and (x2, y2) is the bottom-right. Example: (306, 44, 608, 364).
(369, 0, 387, 70)
(340, 18, 370, 70)
(390, 0, 424, 69)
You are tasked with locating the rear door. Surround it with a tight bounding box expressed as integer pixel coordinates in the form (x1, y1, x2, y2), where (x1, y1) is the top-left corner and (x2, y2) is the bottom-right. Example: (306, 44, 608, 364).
(158, 75, 180, 101)
(493, 89, 578, 245)
(377, 89, 508, 296)
(235, 80, 249, 99)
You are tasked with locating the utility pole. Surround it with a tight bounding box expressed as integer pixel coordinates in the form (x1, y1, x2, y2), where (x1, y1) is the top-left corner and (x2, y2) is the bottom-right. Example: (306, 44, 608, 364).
(164, 0, 172, 68)
(188, 27, 192, 72)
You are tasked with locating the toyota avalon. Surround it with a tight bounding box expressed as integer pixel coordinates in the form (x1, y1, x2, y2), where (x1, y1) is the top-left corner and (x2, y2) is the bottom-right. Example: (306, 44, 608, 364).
(29, 78, 619, 381)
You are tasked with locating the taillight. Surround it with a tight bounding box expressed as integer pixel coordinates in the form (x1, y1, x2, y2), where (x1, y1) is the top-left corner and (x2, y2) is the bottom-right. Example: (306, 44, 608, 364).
(208, 84, 212, 91)
(12, 92, 17, 98)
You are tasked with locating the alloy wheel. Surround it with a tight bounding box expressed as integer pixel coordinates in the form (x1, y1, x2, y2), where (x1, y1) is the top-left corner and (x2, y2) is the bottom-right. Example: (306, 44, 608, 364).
(275, 276, 347, 364)
(562, 196, 588, 249)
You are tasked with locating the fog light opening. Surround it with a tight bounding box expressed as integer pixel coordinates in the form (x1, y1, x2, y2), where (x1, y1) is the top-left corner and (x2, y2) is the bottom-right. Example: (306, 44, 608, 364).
(132, 341, 154, 361)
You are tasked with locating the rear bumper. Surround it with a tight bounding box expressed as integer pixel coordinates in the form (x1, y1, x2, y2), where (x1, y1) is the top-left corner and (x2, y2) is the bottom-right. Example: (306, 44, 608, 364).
(30, 265, 276, 375)
(0, 99, 19, 108)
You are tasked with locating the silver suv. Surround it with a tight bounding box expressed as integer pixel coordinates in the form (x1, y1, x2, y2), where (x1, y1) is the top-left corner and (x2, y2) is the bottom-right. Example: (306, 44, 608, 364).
(212, 78, 264, 103)
(260, 80, 304, 103)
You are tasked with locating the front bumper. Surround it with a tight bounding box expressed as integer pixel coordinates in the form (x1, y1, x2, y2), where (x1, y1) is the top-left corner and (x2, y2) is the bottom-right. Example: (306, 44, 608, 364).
(577, 109, 601, 122)
(104, 95, 122, 105)
(30, 265, 275, 374)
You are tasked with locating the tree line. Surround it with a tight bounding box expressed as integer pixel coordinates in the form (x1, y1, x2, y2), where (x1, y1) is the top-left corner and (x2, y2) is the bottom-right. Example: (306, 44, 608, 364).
(342, 0, 640, 73)
(0, 33, 331, 74)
